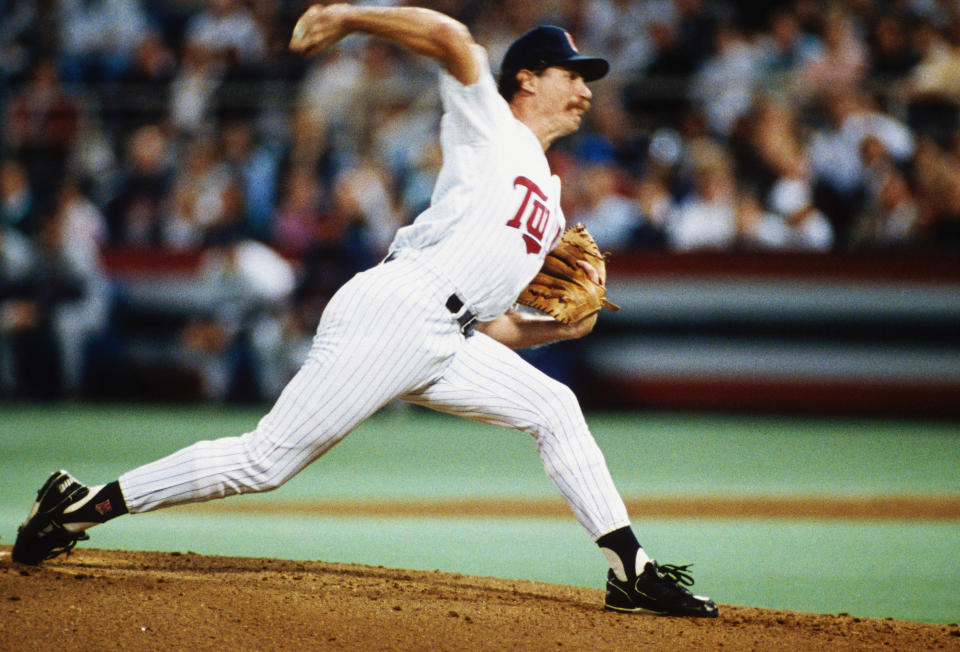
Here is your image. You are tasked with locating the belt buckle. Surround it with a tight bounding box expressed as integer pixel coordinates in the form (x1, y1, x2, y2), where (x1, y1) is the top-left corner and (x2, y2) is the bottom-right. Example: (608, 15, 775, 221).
(457, 311, 478, 336)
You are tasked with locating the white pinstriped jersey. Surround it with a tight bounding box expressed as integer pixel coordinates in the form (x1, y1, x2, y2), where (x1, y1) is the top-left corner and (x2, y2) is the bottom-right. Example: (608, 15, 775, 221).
(118, 42, 631, 545)
(389, 46, 565, 321)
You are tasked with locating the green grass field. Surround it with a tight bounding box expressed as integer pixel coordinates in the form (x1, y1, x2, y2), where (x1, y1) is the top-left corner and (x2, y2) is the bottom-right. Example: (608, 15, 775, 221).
(2, 403, 958, 624)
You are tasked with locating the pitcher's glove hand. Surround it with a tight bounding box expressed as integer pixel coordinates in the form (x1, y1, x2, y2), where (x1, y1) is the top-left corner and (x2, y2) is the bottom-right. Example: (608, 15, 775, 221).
(517, 224, 620, 324)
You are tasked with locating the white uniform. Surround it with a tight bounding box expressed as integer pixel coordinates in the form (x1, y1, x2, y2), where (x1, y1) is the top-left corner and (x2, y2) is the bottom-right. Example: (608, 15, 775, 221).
(119, 48, 631, 541)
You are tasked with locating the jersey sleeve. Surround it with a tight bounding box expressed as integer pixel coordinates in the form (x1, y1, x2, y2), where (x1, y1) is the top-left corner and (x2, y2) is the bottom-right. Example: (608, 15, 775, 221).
(437, 44, 514, 146)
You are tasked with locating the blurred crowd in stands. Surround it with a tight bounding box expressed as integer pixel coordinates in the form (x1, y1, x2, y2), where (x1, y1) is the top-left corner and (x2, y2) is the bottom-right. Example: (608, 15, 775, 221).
(2, 0, 960, 401)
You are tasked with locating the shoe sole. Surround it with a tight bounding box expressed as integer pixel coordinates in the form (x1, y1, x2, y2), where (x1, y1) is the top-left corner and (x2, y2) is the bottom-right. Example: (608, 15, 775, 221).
(604, 603, 719, 617)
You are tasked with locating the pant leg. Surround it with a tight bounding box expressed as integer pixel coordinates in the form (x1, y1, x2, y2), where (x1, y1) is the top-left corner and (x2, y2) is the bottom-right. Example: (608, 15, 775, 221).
(120, 260, 461, 513)
(402, 332, 630, 540)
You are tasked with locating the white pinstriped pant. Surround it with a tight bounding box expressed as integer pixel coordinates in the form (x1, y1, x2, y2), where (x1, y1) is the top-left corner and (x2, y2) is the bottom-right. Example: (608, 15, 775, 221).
(119, 253, 631, 540)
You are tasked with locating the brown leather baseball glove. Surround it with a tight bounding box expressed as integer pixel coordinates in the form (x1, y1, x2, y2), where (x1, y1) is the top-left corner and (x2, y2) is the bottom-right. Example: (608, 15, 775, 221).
(516, 224, 620, 324)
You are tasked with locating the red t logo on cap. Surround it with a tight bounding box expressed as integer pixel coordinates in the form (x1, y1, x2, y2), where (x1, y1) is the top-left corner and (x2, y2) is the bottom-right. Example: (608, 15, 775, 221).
(565, 32, 579, 52)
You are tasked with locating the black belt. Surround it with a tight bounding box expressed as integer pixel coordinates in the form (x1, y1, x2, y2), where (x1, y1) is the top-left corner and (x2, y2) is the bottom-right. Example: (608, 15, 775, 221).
(446, 294, 478, 336)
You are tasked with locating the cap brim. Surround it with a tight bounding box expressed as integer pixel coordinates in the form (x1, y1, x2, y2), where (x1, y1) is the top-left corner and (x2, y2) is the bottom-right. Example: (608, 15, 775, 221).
(561, 56, 609, 82)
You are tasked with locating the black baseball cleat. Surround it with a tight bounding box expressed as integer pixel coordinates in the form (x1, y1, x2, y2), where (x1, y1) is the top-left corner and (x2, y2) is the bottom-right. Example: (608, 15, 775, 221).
(12, 470, 92, 565)
(604, 561, 719, 617)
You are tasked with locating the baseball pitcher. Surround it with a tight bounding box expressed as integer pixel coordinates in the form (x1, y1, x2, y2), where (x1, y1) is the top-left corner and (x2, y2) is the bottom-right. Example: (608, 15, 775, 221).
(13, 3, 716, 618)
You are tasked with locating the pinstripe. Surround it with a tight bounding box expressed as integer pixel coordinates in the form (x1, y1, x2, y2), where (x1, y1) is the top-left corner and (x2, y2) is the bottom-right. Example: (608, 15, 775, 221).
(117, 52, 630, 547)
(404, 333, 629, 539)
(120, 259, 463, 511)
(390, 66, 561, 321)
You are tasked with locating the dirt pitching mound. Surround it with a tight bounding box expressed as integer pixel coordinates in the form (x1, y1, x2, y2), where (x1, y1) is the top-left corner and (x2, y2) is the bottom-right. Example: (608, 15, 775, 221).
(2, 548, 958, 651)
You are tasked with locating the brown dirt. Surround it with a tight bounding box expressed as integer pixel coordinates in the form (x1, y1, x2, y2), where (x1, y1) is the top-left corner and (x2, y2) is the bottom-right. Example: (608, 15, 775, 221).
(2, 547, 959, 652)
(185, 494, 960, 520)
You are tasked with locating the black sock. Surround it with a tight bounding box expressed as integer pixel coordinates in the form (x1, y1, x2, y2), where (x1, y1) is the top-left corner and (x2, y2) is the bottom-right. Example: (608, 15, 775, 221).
(596, 526, 645, 581)
(64, 481, 129, 524)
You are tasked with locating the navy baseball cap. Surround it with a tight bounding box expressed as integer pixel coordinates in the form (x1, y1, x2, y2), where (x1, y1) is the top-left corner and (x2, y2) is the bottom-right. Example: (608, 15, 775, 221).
(500, 25, 609, 82)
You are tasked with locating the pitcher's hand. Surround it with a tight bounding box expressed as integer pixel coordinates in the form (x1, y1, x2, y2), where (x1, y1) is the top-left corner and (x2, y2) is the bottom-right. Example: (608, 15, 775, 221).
(290, 4, 351, 56)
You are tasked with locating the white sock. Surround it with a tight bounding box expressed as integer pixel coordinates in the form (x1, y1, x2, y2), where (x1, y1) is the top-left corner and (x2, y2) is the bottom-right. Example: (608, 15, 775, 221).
(634, 547, 652, 576)
(61, 484, 103, 533)
(601, 546, 653, 581)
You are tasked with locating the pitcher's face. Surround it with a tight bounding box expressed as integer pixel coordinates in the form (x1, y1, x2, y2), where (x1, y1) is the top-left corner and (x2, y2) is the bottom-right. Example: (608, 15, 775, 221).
(530, 66, 593, 137)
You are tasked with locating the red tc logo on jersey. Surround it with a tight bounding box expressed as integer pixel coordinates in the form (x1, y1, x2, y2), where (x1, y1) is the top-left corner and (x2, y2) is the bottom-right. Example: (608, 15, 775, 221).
(507, 176, 560, 255)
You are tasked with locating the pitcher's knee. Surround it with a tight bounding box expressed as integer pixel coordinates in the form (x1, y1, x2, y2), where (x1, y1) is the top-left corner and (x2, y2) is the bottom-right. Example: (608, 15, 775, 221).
(231, 431, 307, 494)
(535, 381, 588, 433)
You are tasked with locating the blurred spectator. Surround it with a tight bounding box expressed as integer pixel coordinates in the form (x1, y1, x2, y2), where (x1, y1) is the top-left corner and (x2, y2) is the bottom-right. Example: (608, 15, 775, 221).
(761, 176, 835, 251)
(575, 94, 649, 175)
(3, 58, 83, 207)
(672, 0, 721, 70)
(622, 18, 700, 123)
(472, 0, 555, 68)
(574, 0, 677, 78)
(68, 110, 120, 205)
(645, 126, 685, 178)
(138, 0, 198, 49)
(859, 133, 897, 198)
(0, 158, 38, 235)
(296, 39, 429, 176)
(791, 9, 868, 100)
(0, 223, 37, 395)
(168, 42, 222, 135)
(866, 13, 921, 84)
(732, 188, 776, 249)
(270, 163, 326, 258)
(569, 162, 640, 251)
(806, 88, 914, 241)
(184, 0, 266, 68)
(665, 140, 739, 250)
(731, 97, 810, 194)
(165, 132, 239, 249)
(851, 167, 924, 247)
(0, 0, 38, 86)
(290, 166, 379, 327)
(369, 85, 441, 186)
(56, 0, 149, 83)
(631, 173, 671, 249)
(221, 119, 281, 240)
(0, 189, 103, 398)
(250, 0, 306, 79)
(912, 135, 960, 246)
(105, 28, 178, 139)
(903, 17, 960, 139)
(689, 22, 761, 137)
(755, 7, 822, 91)
(188, 0, 276, 125)
(398, 140, 442, 221)
(288, 48, 362, 171)
(910, 136, 956, 234)
(331, 159, 401, 259)
(106, 123, 173, 246)
(0, 222, 34, 282)
(45, 178, 112, 396)
(180, 235, 296, 401)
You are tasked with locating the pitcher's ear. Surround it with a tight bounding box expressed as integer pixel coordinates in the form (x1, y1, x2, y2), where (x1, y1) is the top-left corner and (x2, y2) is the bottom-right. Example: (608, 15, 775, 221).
(516, 68, 538, 94)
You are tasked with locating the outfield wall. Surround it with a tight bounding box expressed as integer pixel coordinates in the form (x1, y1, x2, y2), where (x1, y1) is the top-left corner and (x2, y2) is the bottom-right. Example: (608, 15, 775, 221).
(584, 250, 960, 416)
(102, 247, 960, 416)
